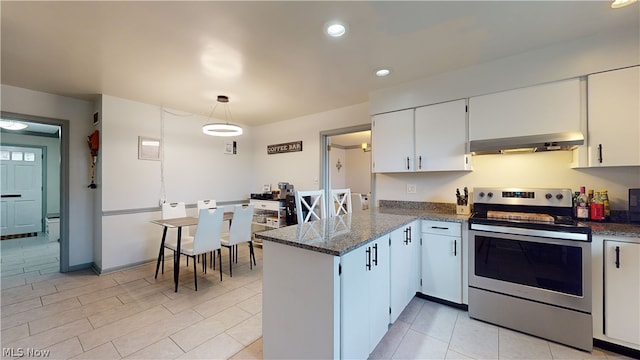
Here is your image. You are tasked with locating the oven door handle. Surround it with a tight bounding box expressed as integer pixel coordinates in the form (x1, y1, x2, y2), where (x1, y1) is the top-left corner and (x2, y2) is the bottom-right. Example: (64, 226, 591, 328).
(469, 223, 589, 241)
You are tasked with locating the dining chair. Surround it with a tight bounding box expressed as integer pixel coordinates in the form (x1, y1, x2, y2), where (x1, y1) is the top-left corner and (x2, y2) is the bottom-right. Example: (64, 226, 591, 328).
(295, 190, 325, 223)
(197, 199, 217, 210)
(331, 188, 352, 216)
(197, 199, 218, 266)
(178, 207, 224, 290)
(156, 202, 194, 278)
(221, 204, 255, 277)
(351, 193, 364, 212)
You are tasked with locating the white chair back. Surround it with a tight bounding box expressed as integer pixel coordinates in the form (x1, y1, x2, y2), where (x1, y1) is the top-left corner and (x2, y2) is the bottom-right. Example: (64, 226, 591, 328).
(227, 205, 255, 246)
(331, 188, 352, 216)
(197, 199, 217, 210)
(162, 202, 189, 237)
(295, 190, 325, 223)
(192, 208, 224, 254)
(162, 202, 187, 219)
(351, 193, 364, 212)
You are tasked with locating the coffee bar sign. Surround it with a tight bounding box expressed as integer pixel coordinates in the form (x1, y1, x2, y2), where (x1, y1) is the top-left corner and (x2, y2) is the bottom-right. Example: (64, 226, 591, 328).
(267, 141, 303, 155)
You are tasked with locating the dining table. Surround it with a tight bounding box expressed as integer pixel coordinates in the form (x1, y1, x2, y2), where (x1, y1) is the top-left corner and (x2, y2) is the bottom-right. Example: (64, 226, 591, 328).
(151, 211, 234, 292)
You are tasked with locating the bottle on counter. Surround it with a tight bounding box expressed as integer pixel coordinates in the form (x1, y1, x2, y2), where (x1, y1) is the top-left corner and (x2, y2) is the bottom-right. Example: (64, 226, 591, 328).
(576, 186, 590, 220)
(601, 190, 611, 222)
(590, 191, 605, 221)
(573, 191, 580, 218)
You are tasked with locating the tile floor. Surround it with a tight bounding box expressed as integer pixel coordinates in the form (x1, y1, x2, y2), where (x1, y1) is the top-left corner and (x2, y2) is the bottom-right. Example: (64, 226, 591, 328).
(0, 235, 634, 359)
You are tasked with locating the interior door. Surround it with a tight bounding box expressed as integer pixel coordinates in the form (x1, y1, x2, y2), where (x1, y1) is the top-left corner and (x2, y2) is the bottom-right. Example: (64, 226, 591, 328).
(0, 145, 43, 236)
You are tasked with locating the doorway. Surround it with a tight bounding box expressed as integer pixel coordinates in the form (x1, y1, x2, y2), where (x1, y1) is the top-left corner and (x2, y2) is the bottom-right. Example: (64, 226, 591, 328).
(0, 112, 68, 274)
(320, 124, 373, 215)
(0, 145, 44, 237)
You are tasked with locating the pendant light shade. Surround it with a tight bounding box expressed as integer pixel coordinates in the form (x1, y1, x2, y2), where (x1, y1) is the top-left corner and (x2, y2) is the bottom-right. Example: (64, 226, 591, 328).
(202, 95, 243, 137)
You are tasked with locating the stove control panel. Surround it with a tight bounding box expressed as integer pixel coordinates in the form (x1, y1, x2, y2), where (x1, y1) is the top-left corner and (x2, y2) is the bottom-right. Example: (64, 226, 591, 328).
(474, 187, 573, 207)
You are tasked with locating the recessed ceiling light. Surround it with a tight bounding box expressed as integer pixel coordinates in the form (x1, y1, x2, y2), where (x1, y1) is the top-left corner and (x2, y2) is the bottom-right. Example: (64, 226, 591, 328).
(0, 120, 28, 131)
(376, 69, 391, 77)
(325, 22, 347, 37)
(611, 0, 637, 8)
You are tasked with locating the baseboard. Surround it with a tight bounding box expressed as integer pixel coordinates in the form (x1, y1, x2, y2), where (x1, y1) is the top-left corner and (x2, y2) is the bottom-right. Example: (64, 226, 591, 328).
(66, 262, 93, 272)
(593, 339, 640, 359)
(415, 292, 469, 311)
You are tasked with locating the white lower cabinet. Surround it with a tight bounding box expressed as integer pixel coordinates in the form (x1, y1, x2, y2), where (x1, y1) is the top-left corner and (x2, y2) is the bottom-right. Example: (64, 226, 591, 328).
(341, 235, 390, 359)
(390, 221, 420, 323)
(604, 239, 640, 346)
(421, 220, 463, 303)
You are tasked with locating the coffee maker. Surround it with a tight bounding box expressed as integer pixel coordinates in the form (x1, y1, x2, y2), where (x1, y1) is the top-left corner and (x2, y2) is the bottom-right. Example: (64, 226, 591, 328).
(278, 182, 295, 200)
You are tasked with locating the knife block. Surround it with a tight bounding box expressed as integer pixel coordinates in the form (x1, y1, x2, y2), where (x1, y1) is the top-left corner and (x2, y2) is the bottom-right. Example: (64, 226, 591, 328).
(456, 204, 470, 215)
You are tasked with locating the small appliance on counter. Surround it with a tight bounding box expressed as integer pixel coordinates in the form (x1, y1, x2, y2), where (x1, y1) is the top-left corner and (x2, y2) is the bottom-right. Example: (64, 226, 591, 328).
(250, 192, 274, 200)
(630, 188, 640, 223)
(277, 182, 295, 200)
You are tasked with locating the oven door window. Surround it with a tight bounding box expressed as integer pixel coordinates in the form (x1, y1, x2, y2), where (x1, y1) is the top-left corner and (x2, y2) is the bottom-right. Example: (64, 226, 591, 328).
(474, 235, 583, 297)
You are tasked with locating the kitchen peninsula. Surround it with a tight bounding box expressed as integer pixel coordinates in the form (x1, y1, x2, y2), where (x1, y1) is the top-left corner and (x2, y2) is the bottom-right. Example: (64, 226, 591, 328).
(256, 209, 465, 359)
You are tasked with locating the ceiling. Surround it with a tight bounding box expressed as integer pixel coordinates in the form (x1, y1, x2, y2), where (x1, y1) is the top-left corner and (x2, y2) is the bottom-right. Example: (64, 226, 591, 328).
(330, 131, 371, 148)
(1, 1, 638, 129)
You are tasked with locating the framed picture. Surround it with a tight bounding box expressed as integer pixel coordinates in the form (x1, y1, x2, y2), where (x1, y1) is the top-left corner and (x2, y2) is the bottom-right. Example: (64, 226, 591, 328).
(225, 140, 237, 155)
(138, 136, 161, 161)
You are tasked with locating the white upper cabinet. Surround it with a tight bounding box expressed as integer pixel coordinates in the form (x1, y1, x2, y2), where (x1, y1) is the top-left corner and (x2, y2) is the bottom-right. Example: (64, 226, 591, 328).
(371, 109, 414, 173)
(586, 66, 640, 167)
(415, 99, 471, 171)
(469, 78, 582, 141)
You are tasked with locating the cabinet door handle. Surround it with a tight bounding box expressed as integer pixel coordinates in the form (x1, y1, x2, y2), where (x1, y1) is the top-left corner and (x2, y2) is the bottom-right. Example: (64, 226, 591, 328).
(598, 144, 603, 163)
(403, 228, 409, 245)
(454, 239, 457, 256)
(366, 247, 372, 271)
(373, 243, 378, 266)
(408, 226, 412, 243)
(615, 246, 620, 268)
(419, 156, 422, 170)
(406, 157, 410, 170)
(431, 226, 449, 230)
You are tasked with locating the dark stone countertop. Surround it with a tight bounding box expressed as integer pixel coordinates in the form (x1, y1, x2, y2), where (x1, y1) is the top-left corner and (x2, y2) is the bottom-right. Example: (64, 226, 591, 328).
(255, 206, 640, 255)
(254, 210, 417, 256)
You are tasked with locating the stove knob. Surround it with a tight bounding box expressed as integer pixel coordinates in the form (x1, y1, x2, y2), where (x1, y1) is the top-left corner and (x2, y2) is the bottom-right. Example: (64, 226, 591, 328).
(478, 192, 485, 198)
(545, 193, 553, 200)
(556, 194, 564, 200)
(487, 192, 493, 198)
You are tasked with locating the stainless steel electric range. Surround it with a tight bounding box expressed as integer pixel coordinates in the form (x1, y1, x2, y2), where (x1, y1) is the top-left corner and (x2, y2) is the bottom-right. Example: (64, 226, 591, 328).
(468, 187, 593, 352)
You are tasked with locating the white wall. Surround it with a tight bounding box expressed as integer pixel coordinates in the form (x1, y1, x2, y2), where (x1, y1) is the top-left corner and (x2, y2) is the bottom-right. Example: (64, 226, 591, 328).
(370, 28, 639, 115)
(97, 95, 254, 271)
(251, 102, 370, 192)
(0, 132, 61, 216)
(1, 84, 94, 268)
(376, 151, 640, 211)
(330, 147, 346, 189)
(346, 148, 371, 194)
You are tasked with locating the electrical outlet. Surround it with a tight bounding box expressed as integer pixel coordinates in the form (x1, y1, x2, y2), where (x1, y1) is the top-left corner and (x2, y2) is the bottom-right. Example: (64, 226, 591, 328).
(407, 184, 416, 194)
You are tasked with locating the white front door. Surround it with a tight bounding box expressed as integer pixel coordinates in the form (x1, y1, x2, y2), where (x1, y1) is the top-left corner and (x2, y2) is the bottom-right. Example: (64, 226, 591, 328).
(0, 146, 43, 236)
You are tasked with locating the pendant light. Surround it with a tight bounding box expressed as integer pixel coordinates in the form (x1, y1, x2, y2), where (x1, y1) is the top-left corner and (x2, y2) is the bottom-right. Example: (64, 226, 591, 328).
(202, 95, 243, 137)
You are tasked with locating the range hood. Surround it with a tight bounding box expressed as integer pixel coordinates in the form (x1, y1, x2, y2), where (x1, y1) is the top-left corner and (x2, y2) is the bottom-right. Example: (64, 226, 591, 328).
(470, 131, 584, 155)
